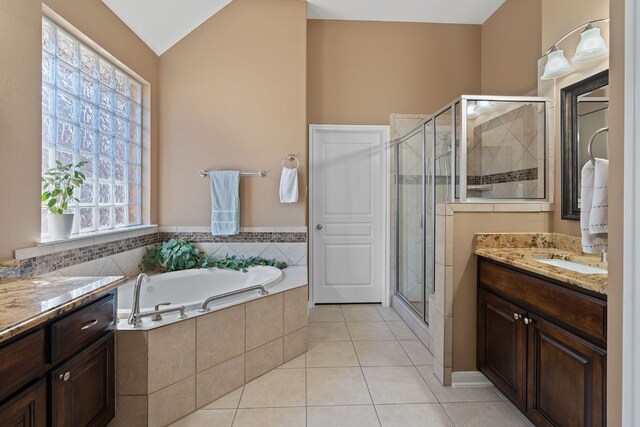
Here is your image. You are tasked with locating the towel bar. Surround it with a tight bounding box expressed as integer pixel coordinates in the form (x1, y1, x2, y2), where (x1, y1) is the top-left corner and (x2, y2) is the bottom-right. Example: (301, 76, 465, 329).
(200, 170, 266, 177)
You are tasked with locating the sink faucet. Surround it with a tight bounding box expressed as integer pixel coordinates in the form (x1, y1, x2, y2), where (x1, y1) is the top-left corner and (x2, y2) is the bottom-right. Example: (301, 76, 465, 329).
(128, 273, 150, 326)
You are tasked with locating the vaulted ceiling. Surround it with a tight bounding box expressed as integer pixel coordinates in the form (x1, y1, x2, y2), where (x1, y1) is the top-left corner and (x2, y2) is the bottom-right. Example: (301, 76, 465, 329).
(102, 0, 506, 56)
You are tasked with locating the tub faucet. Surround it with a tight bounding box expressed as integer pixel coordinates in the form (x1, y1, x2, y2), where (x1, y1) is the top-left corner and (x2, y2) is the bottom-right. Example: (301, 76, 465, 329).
(128, 273, 150, 326)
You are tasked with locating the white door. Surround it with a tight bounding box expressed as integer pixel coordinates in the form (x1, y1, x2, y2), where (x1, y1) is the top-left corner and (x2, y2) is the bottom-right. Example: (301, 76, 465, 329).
(310, 125, 388, 304)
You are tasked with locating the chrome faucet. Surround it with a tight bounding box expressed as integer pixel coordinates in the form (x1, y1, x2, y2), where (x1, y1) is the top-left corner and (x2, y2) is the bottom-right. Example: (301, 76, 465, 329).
(128, 273, 150, 326)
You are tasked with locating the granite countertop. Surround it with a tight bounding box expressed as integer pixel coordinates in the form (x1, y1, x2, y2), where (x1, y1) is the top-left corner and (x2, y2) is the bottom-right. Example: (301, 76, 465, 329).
(0, 276, 126, 344)
(474, 233, 607, 296)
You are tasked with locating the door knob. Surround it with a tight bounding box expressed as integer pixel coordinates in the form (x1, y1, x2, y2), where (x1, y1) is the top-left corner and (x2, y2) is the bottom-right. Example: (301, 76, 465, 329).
(316, 224, 323, 230)
(59, 372, 71, 381)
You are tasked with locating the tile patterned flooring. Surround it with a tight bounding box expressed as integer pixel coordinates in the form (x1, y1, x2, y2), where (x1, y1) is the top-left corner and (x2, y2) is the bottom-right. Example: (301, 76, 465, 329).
(169, 304, 533, 427)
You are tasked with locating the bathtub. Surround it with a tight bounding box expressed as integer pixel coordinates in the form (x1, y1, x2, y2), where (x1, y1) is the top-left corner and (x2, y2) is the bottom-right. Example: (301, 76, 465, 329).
(113, 265, 308, 426)
(117, 266, 284, 318)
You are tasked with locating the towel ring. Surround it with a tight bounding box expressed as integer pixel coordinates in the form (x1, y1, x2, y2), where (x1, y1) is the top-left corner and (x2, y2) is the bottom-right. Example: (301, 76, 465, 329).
(282, 154, 300, 169)
(587, 126, 609, 165)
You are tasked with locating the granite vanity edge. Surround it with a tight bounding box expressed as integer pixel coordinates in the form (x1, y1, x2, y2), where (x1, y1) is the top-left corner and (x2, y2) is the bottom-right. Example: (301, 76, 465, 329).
(475, 249, 607, 296)
(0, 276, 127, 344)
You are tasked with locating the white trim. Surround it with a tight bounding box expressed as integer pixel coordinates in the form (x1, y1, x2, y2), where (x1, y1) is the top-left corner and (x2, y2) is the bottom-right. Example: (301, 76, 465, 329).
(623, 0, 640, 424)
(451, 371, 492, 388)
(15, 225, 159, 260)
(157, 226, 308, 233)
(308, 124, 390, 307)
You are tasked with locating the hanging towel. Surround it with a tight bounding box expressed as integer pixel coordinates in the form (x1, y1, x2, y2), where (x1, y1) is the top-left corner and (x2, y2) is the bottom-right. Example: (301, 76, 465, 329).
(279, 166, 298, 203)
(210, 171, 240, 236)
(580, 161, 606, 253)
(589, 158, 609, 235)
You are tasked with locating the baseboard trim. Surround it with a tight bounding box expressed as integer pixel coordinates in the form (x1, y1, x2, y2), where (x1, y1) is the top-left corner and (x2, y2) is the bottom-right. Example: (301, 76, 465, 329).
(451, 371, 492, 388)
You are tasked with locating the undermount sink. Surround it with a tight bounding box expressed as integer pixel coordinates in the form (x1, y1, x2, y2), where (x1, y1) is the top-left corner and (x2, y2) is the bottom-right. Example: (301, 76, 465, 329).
(534, 259, 607, 275)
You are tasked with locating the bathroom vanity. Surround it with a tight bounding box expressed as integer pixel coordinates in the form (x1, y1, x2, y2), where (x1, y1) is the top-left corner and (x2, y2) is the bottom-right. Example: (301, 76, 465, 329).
(475, 233, 607, 427)
(0, 276, 125, 427)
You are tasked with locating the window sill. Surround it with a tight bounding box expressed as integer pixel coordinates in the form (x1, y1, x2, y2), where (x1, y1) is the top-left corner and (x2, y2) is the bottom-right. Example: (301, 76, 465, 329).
(38, 224, 158, 246)
(13, 225, 158, 261)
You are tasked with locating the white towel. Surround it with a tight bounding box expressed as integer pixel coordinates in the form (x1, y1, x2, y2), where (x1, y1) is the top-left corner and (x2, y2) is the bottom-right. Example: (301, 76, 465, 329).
(589, 158, 609, 234)
(279, 166, 298, 203)
(580, 161, 607, 253)
(210, 171, 240, 236)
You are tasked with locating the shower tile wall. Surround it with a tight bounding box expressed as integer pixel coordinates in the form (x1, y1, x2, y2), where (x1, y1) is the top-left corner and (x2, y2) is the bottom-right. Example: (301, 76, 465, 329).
(467, 104, 545, 199)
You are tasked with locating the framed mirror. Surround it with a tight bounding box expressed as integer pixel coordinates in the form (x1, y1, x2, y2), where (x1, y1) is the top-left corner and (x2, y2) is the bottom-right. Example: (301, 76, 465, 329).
(561, 70, 609, 220)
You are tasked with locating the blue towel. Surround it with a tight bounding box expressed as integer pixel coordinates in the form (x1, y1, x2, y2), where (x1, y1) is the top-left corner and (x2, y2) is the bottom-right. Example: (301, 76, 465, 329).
(210, 171, 240, 236)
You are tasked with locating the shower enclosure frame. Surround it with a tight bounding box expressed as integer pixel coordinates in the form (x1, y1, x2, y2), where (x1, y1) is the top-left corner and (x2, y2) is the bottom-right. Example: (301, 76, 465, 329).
(450, 95, 550, 203)
(394, 124, 432, 319)
(394, 95, 550, 324)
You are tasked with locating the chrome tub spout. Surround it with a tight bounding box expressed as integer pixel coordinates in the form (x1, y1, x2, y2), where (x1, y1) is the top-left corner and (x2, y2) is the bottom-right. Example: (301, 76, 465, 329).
(128, 273, 150, 326)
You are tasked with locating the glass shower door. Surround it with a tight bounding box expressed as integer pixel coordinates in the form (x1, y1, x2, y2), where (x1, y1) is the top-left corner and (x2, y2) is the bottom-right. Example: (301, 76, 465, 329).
(396, 128, 425, 315)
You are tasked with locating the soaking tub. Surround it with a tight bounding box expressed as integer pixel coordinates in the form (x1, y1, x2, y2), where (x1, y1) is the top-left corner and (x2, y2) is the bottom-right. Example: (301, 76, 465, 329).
(115, 266, 309, 426)
(113, 265, 309, 426)
(116, 266, 284, 319)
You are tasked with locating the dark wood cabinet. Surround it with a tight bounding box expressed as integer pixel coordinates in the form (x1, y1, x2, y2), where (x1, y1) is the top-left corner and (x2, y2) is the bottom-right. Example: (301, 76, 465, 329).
(527, 315, 606, 427)
(0, 292, 116, 427)
(0, 380, 46, 427)
(477, 257, 607, 427)
(477, 289, 527, 409)
(52, 334, 115, 427)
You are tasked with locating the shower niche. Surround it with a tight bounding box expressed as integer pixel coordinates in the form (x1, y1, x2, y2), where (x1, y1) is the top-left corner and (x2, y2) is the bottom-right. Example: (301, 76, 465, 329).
(394, 96, 548, 323)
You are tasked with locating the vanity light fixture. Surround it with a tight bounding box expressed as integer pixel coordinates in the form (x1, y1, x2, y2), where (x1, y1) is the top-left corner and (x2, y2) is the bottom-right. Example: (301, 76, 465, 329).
(467, 101, 480, 118)
(572, 24, 609, 63)
(541, 47, 573, 80)
(540, 17, 609, 81)
(475, 100, 492, 112)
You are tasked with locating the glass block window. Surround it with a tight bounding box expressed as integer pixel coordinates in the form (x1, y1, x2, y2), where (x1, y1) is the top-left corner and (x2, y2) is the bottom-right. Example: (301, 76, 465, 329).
(41, 17, 143, 235)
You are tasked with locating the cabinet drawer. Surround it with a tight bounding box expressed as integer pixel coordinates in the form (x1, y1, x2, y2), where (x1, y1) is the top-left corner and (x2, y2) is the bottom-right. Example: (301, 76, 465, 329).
(51, 294, 115, 363)
(0, 330, 46, 398)
(479, 260, 606, 342)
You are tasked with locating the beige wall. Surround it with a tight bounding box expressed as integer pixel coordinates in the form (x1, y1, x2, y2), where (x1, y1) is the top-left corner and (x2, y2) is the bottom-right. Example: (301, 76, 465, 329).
(0, 0, 159, 260)
(452, 211, 554, 371)
(607, 0, 623, 424)
(307, 20, 482, 125)
(0, 1, 41, 261)
(158, 0, 307, 228)
(481, 0, 542, 95)
(541, 0, 609, 54)
(540, 0, 609, 237)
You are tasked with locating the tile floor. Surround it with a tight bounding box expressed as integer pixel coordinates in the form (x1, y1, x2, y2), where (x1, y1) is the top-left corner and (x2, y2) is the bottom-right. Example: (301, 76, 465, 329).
(168, 304, 533, 427)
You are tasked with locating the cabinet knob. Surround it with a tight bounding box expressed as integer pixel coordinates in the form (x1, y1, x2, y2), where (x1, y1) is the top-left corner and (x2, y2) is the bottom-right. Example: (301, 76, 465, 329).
(524, 318, 533, 325)
(513, 313, 521, 320)
(59, 372, 71, 381)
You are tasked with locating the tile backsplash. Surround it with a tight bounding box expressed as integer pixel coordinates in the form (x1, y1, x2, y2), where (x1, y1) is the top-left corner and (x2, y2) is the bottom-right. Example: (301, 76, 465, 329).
(1, 227, 307, 279)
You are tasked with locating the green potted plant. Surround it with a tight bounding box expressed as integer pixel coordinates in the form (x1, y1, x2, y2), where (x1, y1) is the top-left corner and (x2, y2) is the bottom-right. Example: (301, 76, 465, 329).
(42, 160, 86, 239)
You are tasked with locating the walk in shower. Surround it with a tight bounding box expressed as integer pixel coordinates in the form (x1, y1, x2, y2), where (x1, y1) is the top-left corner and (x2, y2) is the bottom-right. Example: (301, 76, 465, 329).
(394, 95, 548, 322)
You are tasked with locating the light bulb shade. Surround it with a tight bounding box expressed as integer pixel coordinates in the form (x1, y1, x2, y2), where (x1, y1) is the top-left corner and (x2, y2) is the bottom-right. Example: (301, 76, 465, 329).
(467, 101, 480, 118)
(541, 49, 573, 80)
(572, 27, 609, 63)
(475, 100, 491, 112)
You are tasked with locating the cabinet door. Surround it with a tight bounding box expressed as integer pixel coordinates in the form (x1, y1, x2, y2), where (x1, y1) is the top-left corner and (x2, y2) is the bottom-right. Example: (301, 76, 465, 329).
(51, 334, 115, 427)
(477, 289, 527, 409)
(0, 380, 46, 427)
(527, 315, 606, 427)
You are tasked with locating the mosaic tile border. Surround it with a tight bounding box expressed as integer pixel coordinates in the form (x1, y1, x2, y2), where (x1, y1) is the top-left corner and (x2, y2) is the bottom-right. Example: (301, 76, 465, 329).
(467, 167, 538, 186)
(5, 233, 159, 278)
(158, 231, 308, 244)
(0, 230, 308, 278)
